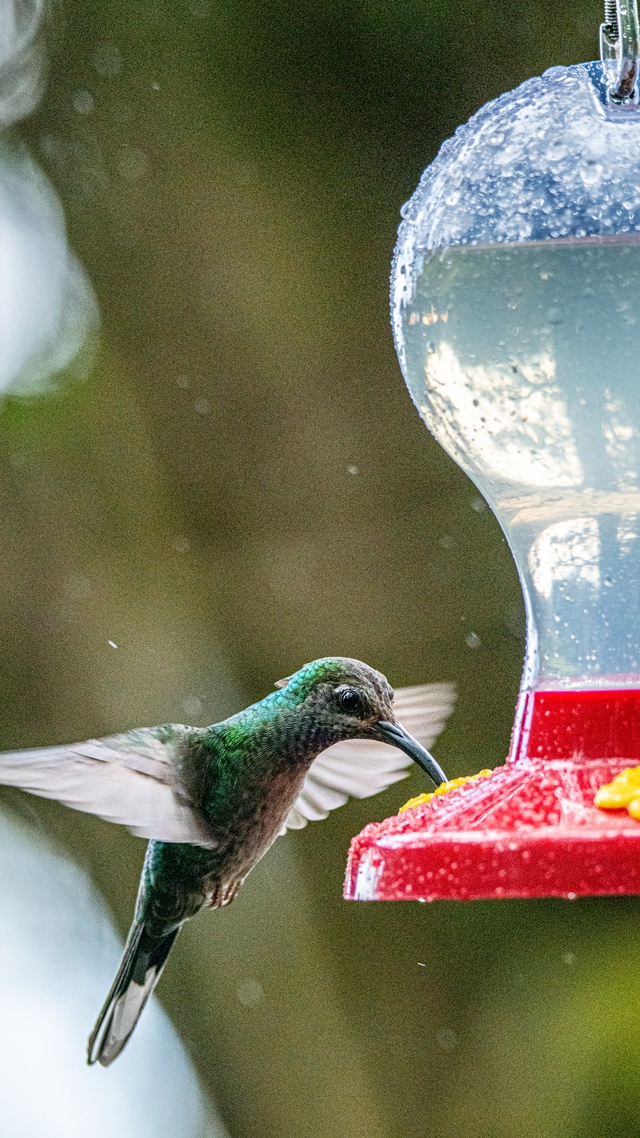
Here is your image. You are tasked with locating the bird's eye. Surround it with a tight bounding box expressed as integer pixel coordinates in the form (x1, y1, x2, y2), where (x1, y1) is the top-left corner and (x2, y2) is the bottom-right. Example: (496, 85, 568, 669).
(336, 686, 364, 716)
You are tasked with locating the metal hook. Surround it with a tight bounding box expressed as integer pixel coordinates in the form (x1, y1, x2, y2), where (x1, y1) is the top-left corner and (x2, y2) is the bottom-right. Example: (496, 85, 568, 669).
(600, 0, 640, 103)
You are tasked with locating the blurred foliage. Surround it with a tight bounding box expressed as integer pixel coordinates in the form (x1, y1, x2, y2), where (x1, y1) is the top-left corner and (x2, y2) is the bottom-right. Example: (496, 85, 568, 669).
(0, 0, 637, 1136)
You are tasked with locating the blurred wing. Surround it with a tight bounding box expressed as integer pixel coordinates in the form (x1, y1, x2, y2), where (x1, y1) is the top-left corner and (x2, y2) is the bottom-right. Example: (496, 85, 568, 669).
(280, 681, 455, 833)
(0, 727, 211, 844)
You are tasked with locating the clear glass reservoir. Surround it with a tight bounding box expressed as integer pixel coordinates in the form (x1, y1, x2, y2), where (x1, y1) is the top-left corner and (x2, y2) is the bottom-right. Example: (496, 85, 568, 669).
(392, 62, 640, 698)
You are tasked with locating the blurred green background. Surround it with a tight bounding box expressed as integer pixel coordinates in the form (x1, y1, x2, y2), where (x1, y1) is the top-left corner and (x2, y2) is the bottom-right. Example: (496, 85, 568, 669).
(3, 0, 640, 1134)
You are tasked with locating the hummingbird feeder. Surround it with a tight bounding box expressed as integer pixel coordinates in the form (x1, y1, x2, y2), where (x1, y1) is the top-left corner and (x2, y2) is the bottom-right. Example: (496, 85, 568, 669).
(345, 1, 640, 902)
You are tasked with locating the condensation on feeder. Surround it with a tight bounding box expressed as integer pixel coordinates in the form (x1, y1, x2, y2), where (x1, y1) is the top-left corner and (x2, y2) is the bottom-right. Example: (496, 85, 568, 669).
(392, 64, 640, 273)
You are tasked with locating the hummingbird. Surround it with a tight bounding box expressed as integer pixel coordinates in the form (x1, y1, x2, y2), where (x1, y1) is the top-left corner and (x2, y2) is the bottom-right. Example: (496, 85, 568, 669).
(0, 657, 454, 1065)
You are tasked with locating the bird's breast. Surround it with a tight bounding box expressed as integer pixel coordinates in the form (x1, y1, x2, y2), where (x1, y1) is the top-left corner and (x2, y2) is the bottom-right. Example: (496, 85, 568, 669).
(201, 762, 306, 881)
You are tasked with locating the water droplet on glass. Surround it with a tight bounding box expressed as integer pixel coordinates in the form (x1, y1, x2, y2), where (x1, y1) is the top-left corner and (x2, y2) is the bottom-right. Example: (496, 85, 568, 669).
(546, 140, 567, 162)
(579, 161, 603, 186)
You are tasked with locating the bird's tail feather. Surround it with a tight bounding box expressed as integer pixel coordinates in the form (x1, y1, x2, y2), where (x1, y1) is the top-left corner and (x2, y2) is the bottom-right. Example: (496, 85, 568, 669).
(87, 919, 180, 1066)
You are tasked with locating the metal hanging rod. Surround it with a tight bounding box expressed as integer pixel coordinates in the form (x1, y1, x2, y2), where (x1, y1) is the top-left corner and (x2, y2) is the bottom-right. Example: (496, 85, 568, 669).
(600, 0, 640, 103)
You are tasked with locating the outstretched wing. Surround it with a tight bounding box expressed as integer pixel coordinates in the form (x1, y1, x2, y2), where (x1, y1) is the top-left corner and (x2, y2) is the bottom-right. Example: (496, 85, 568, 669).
(281, 682, 455, 832)
(0, 727, 210, 844)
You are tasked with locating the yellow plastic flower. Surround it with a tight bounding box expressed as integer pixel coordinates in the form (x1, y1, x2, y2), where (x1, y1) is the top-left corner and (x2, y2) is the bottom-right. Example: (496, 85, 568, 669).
(399, 769, 492, 813)
(595, 766, 640, 819)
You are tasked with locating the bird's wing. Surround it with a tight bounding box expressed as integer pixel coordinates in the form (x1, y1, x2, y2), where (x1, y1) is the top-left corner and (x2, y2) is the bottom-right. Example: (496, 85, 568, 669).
(280, 682, 455, 833)
(0, 726, 211, 844)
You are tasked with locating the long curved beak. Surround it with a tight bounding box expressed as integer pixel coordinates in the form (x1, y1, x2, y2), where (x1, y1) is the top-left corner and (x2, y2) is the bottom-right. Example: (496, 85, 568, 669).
(373, 720, 448, 788)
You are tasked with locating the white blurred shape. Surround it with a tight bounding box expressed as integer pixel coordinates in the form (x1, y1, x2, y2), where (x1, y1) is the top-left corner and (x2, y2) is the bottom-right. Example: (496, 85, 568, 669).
(0, 0, 46, 127)
(0, 138, 99, 395)
(0, 0, 99, 396)
(0, 806, 228, 1138)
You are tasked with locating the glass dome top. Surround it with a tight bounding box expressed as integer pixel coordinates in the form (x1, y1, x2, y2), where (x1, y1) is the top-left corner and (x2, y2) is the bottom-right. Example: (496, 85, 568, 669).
(393, 62, 640, 289)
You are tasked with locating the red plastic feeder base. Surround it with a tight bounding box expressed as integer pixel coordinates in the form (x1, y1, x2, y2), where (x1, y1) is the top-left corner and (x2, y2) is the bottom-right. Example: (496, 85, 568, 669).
(344, 688, 640, 901)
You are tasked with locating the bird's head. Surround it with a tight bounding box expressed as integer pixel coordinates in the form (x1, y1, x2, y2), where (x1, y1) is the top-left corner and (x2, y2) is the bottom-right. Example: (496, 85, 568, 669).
(275, 657, 446, 787)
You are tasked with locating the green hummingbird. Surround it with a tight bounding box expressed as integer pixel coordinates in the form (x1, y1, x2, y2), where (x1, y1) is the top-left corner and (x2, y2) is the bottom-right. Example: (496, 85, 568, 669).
(0, 657, 453, 1065)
